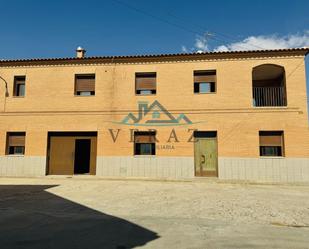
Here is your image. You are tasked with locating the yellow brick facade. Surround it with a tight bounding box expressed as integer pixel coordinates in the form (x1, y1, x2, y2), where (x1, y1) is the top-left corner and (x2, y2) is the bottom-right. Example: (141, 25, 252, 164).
(0, 49, 308, 181)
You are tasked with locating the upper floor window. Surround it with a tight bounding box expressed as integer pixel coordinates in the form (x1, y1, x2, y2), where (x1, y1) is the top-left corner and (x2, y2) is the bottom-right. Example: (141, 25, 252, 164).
(75, 74, 95, 96)
(6, 132, 26, 155)
(259, 131, 284, 157)
(134, 131, 156, 155)
(194, 70, 216, 94)
(252, 64, 287, 107)
(13, 76, 26, 97)
(135, 72, 156, 95)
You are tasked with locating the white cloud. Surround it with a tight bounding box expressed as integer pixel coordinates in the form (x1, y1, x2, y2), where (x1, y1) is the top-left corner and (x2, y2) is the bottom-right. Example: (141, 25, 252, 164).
(183, 31, 309, 52)
(181, 34, 211, 53)
(214, 32, 309, 51)
(195, 35, 209, 51)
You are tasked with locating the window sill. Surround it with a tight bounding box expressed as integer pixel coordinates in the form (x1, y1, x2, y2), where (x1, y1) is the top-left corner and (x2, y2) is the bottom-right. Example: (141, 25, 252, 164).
(135, 94, 156, 96)
(12, 96, 25, 98)
(260, 156, 285, 159)
(133, 155, 156, 158)
(194, 92, 216, 95)
(253, 106, 288, 109)
(6, 154, 25, 157)
(74, 95, 95, 97)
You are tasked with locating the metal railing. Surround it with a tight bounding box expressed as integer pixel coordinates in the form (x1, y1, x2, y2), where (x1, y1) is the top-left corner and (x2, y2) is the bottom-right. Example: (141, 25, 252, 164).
(253, 86, 287, 107)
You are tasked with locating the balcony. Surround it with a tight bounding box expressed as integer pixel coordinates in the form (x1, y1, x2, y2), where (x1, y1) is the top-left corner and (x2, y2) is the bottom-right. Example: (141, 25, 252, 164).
(253, 86, 287, 107)
(252, 64, 287, 107)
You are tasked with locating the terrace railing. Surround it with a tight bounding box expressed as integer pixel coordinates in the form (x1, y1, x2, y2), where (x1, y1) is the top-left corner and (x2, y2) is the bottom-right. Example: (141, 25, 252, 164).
(253, 86, 287, 107)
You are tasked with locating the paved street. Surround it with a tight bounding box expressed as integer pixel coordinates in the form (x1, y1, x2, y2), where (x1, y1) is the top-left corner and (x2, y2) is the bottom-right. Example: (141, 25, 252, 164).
(0, 177, 309, 248)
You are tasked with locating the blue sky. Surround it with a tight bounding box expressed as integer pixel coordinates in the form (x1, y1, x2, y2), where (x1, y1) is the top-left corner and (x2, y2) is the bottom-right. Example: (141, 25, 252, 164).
(0, 0, 308, 107)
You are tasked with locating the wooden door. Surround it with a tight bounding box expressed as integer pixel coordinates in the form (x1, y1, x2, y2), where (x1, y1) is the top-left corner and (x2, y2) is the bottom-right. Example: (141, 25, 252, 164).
(194, 138, 218, 177)
(48, 137, 75, 175)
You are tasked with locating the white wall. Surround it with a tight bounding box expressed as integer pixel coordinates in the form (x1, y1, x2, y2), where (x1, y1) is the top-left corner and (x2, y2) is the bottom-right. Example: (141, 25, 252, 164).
(96, 156, 194, 179)
(0, 156, 46, 177)
(219, 157, 309, 183)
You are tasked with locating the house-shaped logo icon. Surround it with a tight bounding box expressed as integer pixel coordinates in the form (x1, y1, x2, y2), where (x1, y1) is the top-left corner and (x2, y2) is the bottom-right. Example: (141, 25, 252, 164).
(119, 100, 193, 126)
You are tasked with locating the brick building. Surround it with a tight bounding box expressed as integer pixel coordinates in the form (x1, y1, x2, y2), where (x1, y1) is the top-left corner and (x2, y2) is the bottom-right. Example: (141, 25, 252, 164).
(0, 47, 308, 182)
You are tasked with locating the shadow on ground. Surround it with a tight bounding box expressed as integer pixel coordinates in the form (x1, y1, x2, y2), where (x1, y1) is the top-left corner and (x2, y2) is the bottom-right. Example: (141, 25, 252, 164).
(0, 185, 159, 249)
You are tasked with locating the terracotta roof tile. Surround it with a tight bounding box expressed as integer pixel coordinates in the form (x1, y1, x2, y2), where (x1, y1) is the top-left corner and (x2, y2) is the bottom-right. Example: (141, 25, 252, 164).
(0, 47, 308, 65)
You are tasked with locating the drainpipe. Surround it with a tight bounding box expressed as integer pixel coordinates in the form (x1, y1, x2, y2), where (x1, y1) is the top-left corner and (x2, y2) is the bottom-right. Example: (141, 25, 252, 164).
(0, 75, 9, 112)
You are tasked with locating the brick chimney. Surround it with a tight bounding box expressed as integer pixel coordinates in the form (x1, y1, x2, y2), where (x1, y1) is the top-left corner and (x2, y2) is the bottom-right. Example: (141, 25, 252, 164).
(76, 46, 86, 58)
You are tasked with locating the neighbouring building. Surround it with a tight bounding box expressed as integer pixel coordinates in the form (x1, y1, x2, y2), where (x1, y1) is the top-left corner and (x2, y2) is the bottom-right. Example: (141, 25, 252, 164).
(0, 47, 308, 183)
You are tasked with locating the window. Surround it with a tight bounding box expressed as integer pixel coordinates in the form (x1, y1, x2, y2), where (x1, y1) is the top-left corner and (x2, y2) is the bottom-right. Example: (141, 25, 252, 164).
(252, 64, 287, 106)
(259, 131, 284, 157)
(135, 73, 156, 95)
(194, 70, 216, 93)
(6, 132, 26, 155)
(134, 131, 156, 155)
(194, 131, 217, 138)
(75, 74, 95, 96)
(13, 76, 26, 97)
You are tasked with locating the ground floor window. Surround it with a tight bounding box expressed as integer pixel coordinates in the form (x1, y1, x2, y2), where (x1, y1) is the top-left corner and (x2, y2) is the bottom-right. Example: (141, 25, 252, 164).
(6, 132, 26, 155)
(259, 131, 284, 157)
(134, 131, 156, 155)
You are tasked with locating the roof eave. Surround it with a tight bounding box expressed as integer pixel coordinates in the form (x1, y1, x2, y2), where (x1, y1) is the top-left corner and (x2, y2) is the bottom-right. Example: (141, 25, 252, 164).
(0, 48, 308, 66)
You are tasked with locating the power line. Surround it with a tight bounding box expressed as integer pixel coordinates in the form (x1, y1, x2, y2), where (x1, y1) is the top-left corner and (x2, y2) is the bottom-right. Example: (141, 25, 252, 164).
(166, 11, 265, 50)
(111, 0, 264, 51)
(112, 0, 308, 108)
(111, 0, 200, 36)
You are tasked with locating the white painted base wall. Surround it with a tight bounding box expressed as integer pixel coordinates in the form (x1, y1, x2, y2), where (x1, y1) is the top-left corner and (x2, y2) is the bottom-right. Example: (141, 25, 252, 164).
(0, 156, 46, 177)
(96, 156, 195, 179)
(96, 156, 309, 183)
(219, 157, 309, 183)
(1, 155, 308, 183)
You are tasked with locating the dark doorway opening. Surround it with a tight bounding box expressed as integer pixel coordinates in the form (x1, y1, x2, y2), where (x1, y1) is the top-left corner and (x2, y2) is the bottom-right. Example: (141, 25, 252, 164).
(74, 139, 91, 174)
